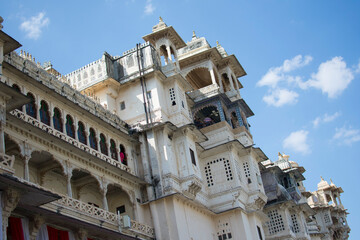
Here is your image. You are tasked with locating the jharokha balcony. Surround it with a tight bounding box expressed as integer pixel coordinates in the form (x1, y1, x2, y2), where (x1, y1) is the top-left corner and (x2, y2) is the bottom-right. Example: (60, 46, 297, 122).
(43, 194, 155, 239)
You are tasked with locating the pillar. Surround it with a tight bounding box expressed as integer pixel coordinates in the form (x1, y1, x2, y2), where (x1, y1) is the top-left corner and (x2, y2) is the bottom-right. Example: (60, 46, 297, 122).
(209, 67, 217, 85)
(0, 122, 5, 154)
(99, 178, 109, 211)
(166, 46, 173, 63)
(227, 69, 235, 91)
(24, 154, 31, 181)
(67, 173, 72, 198)
(232, 73, 240, 90)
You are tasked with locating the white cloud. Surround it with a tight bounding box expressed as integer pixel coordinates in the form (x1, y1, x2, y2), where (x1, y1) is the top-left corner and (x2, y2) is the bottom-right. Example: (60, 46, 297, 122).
(312, 112, 341, 128)
(20, 12, 49, 40)
(300, 57, 354, 98)
(283, 130, 310, 154)
(333, 126, 360, 145)
(356, 60, 360, 74)
(263, 88, 299, 107)
(144, 0, 155, 15)
(312, 117, 321, 128)
(257, 55, 312, 88)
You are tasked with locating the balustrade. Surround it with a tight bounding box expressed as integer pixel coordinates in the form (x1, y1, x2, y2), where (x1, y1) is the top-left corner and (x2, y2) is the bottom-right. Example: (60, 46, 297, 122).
(54, 194, 155, 238)
(0, 152, 15, 174)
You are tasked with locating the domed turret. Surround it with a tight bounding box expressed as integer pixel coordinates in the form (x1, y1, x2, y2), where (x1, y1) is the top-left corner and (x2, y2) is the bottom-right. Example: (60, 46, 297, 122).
(317, 176, 330, 190)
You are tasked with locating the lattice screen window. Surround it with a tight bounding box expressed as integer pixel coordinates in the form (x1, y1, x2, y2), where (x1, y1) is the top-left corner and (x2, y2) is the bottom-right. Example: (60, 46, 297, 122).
(224, 159, 233, 181)
(291, 214, 300, 233)
(205, 158, 233, 187)
(243, 162, 250, 177)
(217, 222, 233, 240)
(267, 210, 285, 235)
(169, 88, 176, 106)
(324, 213, 331, 224)
(205, 165, 214, 187)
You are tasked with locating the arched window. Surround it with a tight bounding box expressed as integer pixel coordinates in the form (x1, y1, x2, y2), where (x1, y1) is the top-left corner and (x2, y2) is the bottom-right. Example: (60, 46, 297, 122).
(77, 122, 87, 144)
(12, 84, 22, 111)
(110, 139, 118, 160)
(53, 108, 63, 132)
(120, 144, 127, 165)
(65, 115, 75, 138)
(25, 93, 37, 118)
(99, 133, 108, 155)
(39, 100, 50, 125)
(89, 128, 98, 150)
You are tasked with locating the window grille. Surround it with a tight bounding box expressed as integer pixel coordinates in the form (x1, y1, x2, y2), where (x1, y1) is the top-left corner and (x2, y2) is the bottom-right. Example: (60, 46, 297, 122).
(169, 88, 176, 105)
(291, 214, 300, 233)
(267, 209, 285, 235)
(324, 213, 331, 224)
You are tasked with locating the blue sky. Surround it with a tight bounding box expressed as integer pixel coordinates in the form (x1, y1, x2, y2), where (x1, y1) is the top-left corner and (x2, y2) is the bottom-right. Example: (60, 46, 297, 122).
(2, 0, 360, 238)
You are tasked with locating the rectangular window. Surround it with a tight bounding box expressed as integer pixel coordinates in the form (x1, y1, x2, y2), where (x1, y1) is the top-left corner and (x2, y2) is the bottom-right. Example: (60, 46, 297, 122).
(120, 101, 126, 110)
(190, 148, 196, 166)
(117, 205, 126, 214)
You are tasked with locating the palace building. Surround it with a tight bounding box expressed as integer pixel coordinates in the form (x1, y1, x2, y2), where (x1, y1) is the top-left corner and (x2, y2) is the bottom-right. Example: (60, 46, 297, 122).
(0, 16, 350, 240)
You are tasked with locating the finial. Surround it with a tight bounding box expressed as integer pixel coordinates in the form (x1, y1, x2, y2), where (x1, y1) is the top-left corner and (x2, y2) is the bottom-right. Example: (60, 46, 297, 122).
(216, 40, 219, 46)
(0, 16, 3, 30)
(159, 16, 163, 22)
(321, 176, 324, 181)
(192, 31, 197, 40)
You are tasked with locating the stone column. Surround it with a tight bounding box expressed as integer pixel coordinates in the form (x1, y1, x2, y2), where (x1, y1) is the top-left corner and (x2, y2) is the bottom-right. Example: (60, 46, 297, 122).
(0, 97, 6, 154)
(107, 137, 111, 157)
(99, 177, 109, 211)
(74, 117, 79, 141)
(232, 73, 240, 91)
(209, 67, 217, 85)
(24, 154, 31, 181)
(101, 186, 108, 211)
(65, 161, 73, 198)
(166, 46, 173, 63)
(227, 69, 235, 91)
(218, 73, 224, 92)
(67, 173, 72, 198)
(0, 122, 5, 155)
(62, 111, 67, 135)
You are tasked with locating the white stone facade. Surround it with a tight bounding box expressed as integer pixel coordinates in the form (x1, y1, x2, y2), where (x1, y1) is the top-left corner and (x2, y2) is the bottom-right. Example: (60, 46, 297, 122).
(0, 17, 350, 240)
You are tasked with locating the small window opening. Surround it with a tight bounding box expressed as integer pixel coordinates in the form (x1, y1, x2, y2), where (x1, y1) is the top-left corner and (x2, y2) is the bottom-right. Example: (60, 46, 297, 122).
(120, 101, 126, 110)
(190, 148, 196, 166)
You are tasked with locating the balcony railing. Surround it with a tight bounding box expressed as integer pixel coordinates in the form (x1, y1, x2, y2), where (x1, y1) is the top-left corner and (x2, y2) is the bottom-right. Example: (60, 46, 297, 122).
(10, 109, 134, 175)
(53, 194, 155, 239)
(0, 152, 15, 174)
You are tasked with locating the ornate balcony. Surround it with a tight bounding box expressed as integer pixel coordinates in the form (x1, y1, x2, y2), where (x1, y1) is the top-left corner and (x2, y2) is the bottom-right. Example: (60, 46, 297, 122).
(43, 194, 155, 239)
(0, 152, 15, 174)
(10, 109, 134, 175)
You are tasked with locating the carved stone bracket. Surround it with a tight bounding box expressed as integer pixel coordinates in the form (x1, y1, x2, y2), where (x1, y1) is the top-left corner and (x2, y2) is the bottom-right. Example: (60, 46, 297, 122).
(29, 215, 45, 240)
(2, 188, 21, 239)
